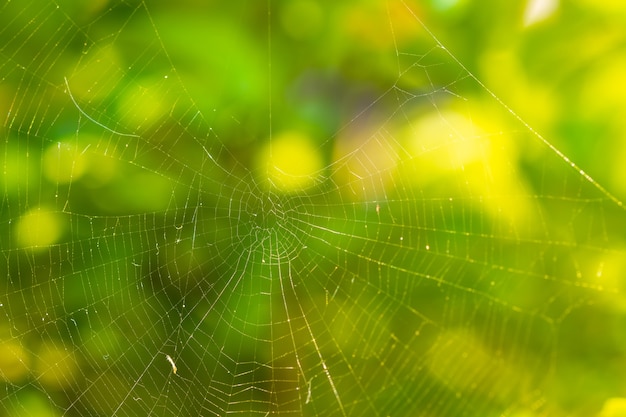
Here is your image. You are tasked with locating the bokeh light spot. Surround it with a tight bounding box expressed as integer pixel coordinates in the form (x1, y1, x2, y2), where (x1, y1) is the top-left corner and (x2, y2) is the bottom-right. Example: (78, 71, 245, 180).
(261, 131, 323, 192)
(16, 208, 64, 249)
(43, 140, 86, 184)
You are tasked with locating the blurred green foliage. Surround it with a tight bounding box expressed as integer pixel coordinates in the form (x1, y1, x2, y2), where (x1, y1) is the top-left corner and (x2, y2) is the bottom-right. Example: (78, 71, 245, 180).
(1, 0, 626, 416)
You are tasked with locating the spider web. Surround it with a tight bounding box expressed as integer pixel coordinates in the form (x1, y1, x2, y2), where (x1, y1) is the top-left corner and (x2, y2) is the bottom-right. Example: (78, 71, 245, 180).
(1, 0, 626, 416)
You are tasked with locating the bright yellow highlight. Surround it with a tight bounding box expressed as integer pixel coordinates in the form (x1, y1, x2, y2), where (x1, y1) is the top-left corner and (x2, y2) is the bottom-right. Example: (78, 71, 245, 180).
(599, 397, 626, 417)
(480, 49, 558, 131)
(43, 141, 86, 184)
(262, 132, 323, 192)
(402, 108, 532, 229)
(574, 0, 626, 14)
(16, 208, 63, 249)
(579, 56, 626, 122)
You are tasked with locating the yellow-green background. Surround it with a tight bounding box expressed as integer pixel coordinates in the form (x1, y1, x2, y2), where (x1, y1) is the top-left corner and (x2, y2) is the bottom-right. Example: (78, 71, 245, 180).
(1, 0, 626, 416)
